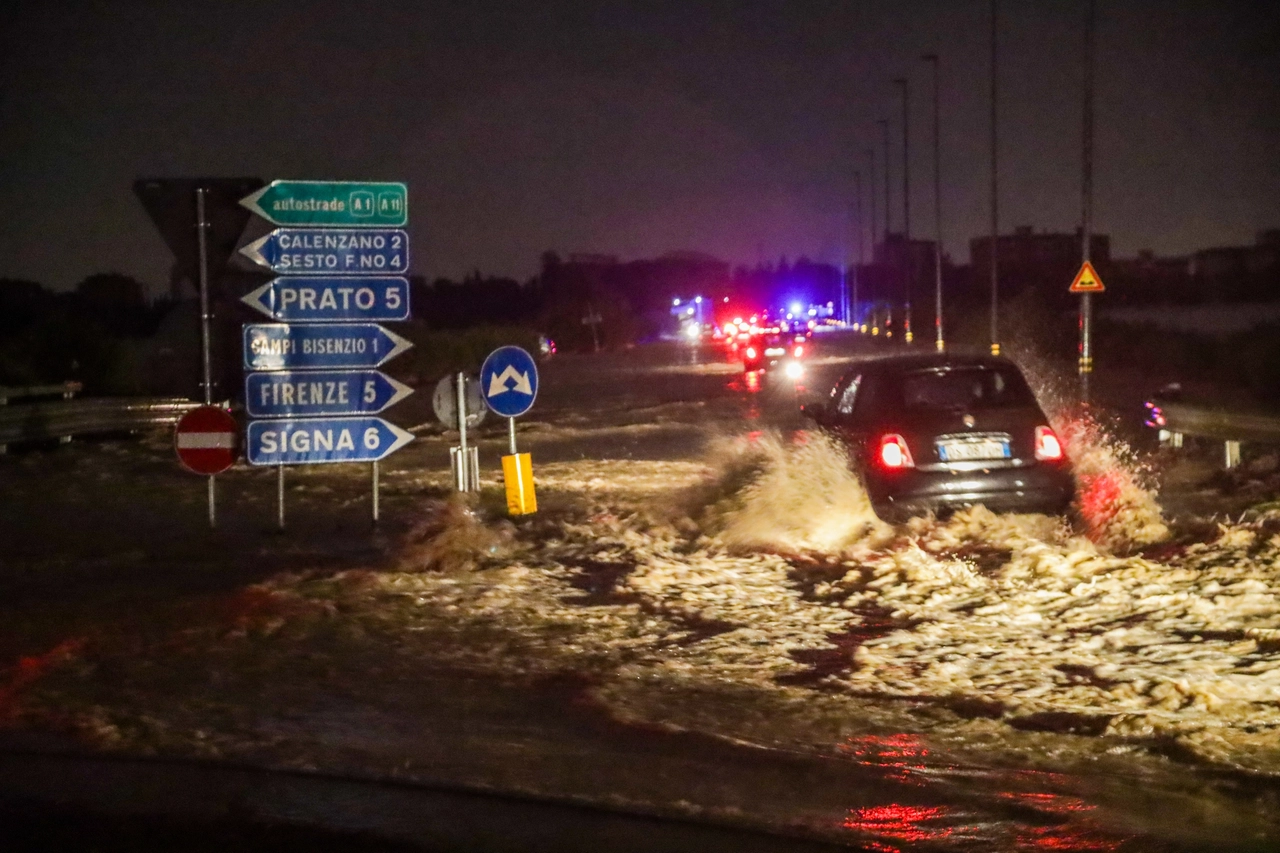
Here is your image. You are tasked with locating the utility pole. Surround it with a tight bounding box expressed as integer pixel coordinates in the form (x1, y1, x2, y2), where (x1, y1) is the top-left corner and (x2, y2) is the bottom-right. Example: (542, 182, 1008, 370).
(853, 169, 862, 327)
(923, 53, 944, 352)
(989, 0, 1001, 356)
(865, 148, 877, 252)
(879, 118, 892, 336)
(878, 119, 891, 238)
(894, 77, 912, 343)
(1080, 0, 1096, 401)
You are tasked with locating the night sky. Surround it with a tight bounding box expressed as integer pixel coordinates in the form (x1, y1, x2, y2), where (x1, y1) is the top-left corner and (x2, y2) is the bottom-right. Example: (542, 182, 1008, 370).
(3, 1, 1279, 294)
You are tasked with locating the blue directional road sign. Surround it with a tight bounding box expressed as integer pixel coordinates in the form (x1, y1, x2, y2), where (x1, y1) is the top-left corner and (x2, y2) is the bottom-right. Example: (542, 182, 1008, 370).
(244, 323, 413, 371)
(239, 228, 409, 275)
(241, 277, 410, 323)
(245, 370, 413, 418)
(247, 417, 415, 466)
(480, 346, 539, 418)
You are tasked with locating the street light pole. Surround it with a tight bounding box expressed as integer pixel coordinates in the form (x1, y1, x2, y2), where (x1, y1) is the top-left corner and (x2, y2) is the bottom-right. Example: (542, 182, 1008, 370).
(853, 169, 862, 328)
(1080, 0, 1096, 402)
(864, 148, 877, 254)
(894, 77, 912, 343)
(989, 0, 1001, 356)
(878, 119, 891, 238)
(878, 118, 892, 336)
(923, 53, 944, 352)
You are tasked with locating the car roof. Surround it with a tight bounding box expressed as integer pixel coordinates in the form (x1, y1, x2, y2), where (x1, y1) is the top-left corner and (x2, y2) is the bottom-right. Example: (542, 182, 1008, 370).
(845, 350, 1020, 375)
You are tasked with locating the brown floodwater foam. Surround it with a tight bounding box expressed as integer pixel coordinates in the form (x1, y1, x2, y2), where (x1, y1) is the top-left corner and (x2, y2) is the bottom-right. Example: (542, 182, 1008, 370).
(680, 429, 891, 554)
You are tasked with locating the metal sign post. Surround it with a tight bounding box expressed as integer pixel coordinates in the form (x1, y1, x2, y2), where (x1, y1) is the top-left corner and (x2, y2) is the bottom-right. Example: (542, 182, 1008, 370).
(277, 463, 285, 529)
(194, 187, 218, 528)
(457, 372, 468, 489)
(448, 372, 480, 492)
(1069, 261, 1104, 397)
(481, 346, 539, 515)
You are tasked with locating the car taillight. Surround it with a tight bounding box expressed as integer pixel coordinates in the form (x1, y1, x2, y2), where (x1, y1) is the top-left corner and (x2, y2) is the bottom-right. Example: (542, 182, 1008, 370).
(878, 434, 915, 469)
(1035, 425, 1064, 461)
(745, 347, 757, 359)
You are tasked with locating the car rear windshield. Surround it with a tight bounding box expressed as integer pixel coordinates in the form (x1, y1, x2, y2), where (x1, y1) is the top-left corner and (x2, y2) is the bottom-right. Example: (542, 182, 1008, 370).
(900, 366, 1036, 411)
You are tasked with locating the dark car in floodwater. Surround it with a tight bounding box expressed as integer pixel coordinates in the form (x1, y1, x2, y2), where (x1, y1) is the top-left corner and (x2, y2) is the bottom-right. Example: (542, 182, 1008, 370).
(803, 353, 1074, 520)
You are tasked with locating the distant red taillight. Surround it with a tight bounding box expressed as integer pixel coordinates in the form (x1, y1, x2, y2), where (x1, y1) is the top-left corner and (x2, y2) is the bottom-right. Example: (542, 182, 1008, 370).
(745, 347, 757, 359)
(1035, 425, 1064, 461)
(878, 434, 915, 469)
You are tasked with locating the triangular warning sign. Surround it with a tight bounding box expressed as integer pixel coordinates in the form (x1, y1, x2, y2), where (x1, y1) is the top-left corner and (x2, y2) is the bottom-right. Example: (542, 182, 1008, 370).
(1069, 260, 1105, 293)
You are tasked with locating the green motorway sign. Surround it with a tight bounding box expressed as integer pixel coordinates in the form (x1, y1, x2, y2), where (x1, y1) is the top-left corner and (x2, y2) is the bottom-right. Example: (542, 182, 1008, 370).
(239, 180, 407, 227)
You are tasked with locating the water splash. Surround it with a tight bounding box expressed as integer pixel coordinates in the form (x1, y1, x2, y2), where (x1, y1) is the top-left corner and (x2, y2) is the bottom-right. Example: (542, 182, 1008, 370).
(1011, 348, 1169, 553)
(398, 495, 516, 573)
(1056, 409, 1169, 552)
(683, 429, 890, 553)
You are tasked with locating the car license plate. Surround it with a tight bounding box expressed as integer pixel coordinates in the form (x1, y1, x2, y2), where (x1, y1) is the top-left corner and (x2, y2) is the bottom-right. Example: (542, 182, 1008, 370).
(938, 439, 1009, 462)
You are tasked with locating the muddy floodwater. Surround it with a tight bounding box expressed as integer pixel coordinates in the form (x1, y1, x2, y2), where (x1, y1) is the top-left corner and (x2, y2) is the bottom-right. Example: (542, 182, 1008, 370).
(3, 337, 1280, 851)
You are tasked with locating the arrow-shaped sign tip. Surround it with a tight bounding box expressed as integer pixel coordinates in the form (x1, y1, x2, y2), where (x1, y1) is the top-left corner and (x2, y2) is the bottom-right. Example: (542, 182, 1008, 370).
(239, 184, 270, 219)
(387, 422, 416, 456)
(387, 375, 415, 409)
(384, 327, 415, 362)
(239, 233, 271, 268)
(240, 282, 274, 319)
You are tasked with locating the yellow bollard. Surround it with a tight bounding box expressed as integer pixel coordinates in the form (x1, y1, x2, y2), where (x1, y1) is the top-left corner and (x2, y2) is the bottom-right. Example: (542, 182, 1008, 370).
(501, 453, 537, 515)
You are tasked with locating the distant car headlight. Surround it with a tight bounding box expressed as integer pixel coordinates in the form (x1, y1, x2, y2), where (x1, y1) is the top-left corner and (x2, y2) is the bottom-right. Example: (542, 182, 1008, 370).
(784, 361, 804, 380)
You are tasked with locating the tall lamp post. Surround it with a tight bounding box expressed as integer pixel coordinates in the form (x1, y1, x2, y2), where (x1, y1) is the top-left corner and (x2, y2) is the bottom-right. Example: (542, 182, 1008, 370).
(878, 119, 891, 238)
(853, 169, 862, 327)
(1080, 0, 1096, 401)
(864, 148, 877, 252)
(989, 0, 1001, 355)
(922, 53, 944, 352)
(893, 77, 912, 343)
(878, 118, 892, 336)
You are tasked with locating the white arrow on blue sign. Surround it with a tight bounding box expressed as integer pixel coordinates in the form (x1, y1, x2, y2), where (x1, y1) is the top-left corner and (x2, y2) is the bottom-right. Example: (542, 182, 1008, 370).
(246, 417, 414, 466)
(480, 345, 539, 418)
(239, 228, 409, 275)
(244, 323, 414, 371)
(241, 277, 410, 322)
(245, 369, 413, 418)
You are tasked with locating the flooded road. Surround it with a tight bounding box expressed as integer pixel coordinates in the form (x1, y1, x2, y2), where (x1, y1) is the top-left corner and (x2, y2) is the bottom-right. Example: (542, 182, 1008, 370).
(4, 334, 1280, 850)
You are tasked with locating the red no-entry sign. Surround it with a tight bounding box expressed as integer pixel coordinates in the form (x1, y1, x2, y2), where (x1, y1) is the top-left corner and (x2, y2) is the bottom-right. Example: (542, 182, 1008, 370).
(175, 405, 238, 475)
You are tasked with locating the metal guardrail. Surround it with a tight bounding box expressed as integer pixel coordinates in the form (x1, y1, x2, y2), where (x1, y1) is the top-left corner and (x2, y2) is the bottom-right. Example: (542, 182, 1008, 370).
(0, 381, 83, 405)
(1145, 399, 1280, 468)
(0, 397, 201, 451)
(1156, 402, 1280, 443)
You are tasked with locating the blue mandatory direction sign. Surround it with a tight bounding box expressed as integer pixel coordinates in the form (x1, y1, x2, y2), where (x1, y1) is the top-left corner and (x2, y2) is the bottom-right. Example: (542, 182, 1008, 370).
(239, 228, 409, 275)
(244, 323, 414, 371)
(245, 369, 413, 419)
(241, 276, 410, 323)
(480, 345, 539, 418)
(247, 417, 415, 466)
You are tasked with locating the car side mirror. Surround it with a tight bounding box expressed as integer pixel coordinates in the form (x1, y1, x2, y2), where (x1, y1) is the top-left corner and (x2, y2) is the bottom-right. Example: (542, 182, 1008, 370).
(801, 402, 826, 422)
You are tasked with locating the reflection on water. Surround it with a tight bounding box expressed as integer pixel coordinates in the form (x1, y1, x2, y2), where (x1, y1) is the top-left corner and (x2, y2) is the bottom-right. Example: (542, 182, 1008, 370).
(834, 735, 1132, 851)
(726, 369, 763, 420)
(837, 733, 930, 783)
(842, 804, 967, 848)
